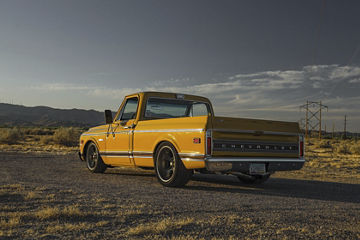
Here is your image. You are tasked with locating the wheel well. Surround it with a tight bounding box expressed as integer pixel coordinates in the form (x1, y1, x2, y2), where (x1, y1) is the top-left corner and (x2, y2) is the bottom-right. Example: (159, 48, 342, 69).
(83, 140, 94, 159)
(153, 141, 167, 161)
(153, 140, 181, 162)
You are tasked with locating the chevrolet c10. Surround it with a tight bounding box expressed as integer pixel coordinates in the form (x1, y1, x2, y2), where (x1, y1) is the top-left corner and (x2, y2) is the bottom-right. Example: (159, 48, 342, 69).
(79, 92, 305, 187)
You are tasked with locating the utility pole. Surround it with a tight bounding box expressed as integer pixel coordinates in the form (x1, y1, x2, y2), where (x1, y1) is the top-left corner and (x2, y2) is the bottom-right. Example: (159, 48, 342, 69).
(319, 101, 324, 139)
(344, 115, 347, 140)
(332, 123, 335, 139)
(305, 101, 309, 139)
(300, 100, 328, 140)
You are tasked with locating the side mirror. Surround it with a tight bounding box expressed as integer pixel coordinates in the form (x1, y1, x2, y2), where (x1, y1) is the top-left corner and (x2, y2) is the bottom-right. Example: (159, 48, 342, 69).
(104, 110, 113, 124)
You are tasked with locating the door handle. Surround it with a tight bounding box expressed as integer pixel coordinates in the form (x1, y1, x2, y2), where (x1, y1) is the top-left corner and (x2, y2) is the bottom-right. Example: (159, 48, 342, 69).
(124, 123, 136, 129)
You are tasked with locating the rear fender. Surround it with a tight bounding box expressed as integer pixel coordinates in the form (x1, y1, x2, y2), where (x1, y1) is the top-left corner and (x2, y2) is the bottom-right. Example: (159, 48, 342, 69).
(152, 135, 181, 159)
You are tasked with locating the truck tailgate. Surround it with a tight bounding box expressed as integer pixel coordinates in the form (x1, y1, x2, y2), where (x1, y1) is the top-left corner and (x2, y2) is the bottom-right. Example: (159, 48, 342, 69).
(210, 117, 301, 158)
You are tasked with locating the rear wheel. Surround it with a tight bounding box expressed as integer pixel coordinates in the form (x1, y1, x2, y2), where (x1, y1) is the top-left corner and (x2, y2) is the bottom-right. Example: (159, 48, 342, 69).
(86, 142, 107, 173)
(237, 173, 270, 184)
(155, 142, 193, 187)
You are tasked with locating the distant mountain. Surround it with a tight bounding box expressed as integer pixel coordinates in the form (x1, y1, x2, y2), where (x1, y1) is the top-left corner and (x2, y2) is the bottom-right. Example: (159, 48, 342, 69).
(0, 103, 108, 127)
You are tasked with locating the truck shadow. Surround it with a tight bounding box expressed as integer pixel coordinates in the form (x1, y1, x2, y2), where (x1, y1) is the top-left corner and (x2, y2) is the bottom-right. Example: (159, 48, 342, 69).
(188, 174, 360, 204)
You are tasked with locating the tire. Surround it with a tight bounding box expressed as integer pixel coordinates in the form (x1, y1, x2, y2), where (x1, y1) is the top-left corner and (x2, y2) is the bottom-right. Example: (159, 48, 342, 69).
(154, 142, 193, 187)
(237, 173, 270, 184)
(85, 142, 107, 173)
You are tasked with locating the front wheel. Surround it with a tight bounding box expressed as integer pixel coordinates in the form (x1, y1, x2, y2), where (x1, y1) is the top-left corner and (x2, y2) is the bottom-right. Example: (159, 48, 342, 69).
(155, 142, 193, 187)
(86, 142, 107, 173)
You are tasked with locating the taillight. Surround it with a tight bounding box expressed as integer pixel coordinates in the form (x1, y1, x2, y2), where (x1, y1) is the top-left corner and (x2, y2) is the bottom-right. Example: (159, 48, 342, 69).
(299, 135, 304, 157)
(206, 130, 212, 155)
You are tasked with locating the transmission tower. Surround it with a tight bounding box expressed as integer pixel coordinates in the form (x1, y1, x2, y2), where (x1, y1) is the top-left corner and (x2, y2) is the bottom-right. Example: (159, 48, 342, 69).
(299, 118, 306, 132)
(300, 100, 328, 139)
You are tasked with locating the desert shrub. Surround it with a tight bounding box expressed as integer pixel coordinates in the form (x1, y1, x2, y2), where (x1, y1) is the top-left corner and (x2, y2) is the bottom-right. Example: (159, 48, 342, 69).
(0, 128, 22, 144)
(318, 140, 332, 149)
(52, 127, 80, 147)
(23, 128, 54, 136)
(40, 135, 54, 145)
(334, 142, 351, 154)
(350, 143, 360, 155)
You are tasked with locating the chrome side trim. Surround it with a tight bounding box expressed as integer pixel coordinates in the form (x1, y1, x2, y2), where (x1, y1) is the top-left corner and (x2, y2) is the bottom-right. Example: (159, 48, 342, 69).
(134, 128, 204, 133)
(181, 158, 205, 162)
(100, 151, 153, 159)
(100, 151, 129, 155)
(102, 155, 129, 158)
(87, 128, 108, 132)
(133, 156, 153, 159)
(212, 129, 299, 136)
(178, 153, 205, 159)
(112, 131, 129, 134)
(82, 132, 107, 136)
(205, 157, 305, 163)
(132, 151, 153, 156)
(82, 131, 130, 136)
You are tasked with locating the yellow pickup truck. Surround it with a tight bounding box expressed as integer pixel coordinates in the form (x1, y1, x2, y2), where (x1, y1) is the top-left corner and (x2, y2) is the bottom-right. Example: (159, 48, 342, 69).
(79, 92, 304, 187)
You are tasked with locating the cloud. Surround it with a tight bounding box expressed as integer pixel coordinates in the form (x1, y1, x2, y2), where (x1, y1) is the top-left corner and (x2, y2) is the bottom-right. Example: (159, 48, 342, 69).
(88, 88, 142, 99)
(31, 64, 360, 131)
(31, 83, 94, 91)
(89, 64, 359, 112)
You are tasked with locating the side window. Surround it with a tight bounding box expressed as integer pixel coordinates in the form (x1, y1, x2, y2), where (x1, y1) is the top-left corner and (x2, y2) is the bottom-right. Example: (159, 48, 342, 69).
(191, 103, 209, 117)
(119, 97, 138, 121)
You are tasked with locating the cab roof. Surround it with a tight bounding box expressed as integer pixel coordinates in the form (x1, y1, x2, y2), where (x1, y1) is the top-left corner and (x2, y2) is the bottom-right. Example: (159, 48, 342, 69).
(126, 91, 212, 104)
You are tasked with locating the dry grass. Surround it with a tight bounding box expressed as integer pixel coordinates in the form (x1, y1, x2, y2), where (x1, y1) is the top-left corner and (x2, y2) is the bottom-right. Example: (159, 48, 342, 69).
(35, 205, 84, 220)
(275, 137, 360, 183)
(0, 128, 22, 144)
(0, 182, 359, 239)
(52, 127, 80, 147)
(22, 128, 54, 136)
(350, 143, 360, 154)
(127, 217, 195, 236)
(0, 217, 21, 229)
(24, 191, 38, 200)
(0, 183, 156, 239)
(0, 127, 82, 154)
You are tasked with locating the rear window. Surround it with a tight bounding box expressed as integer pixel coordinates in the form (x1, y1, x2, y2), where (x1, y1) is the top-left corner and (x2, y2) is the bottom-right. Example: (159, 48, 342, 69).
(144, 98, 210, 120)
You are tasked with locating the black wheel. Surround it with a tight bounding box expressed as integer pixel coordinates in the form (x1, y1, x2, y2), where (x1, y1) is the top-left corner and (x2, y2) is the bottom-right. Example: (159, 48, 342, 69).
(155, 142, 193, 187)
(237, 173, 270, 184)
(86, 142, 107, 173)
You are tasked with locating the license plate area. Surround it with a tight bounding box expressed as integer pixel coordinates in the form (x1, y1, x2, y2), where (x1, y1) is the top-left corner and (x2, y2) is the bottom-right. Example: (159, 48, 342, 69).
(249, 163, 266, 174)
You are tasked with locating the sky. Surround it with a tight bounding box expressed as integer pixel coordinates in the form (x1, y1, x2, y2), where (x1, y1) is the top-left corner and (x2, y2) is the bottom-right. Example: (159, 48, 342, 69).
(0, 0, 360, 131)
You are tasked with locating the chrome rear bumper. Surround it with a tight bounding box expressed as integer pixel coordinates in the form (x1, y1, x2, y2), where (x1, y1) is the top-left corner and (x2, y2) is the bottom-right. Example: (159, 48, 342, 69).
(205, 157, 305, 172)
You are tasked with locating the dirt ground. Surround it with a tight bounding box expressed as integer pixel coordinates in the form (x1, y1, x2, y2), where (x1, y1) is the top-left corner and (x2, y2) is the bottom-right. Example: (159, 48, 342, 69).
(1, 152, 360, 239)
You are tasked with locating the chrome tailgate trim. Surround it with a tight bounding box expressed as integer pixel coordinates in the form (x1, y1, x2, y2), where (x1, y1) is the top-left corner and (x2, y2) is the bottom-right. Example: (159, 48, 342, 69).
(205, 157, 305, 162)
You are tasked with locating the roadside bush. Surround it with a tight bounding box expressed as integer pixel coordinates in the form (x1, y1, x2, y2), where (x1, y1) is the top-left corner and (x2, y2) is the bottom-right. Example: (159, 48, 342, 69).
(23, 128, 54, 136)
(52, 127, 80, 147)
(350, 143, 360, 155)
(334, 142, 351, 154)
(40, 135, 54, 145)
(318, 140, 332, 149)
(0, 128, 22, 144)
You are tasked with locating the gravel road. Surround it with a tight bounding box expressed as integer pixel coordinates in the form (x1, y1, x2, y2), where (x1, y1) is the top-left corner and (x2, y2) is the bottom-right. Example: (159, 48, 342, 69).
(1, 152, 359, 239)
